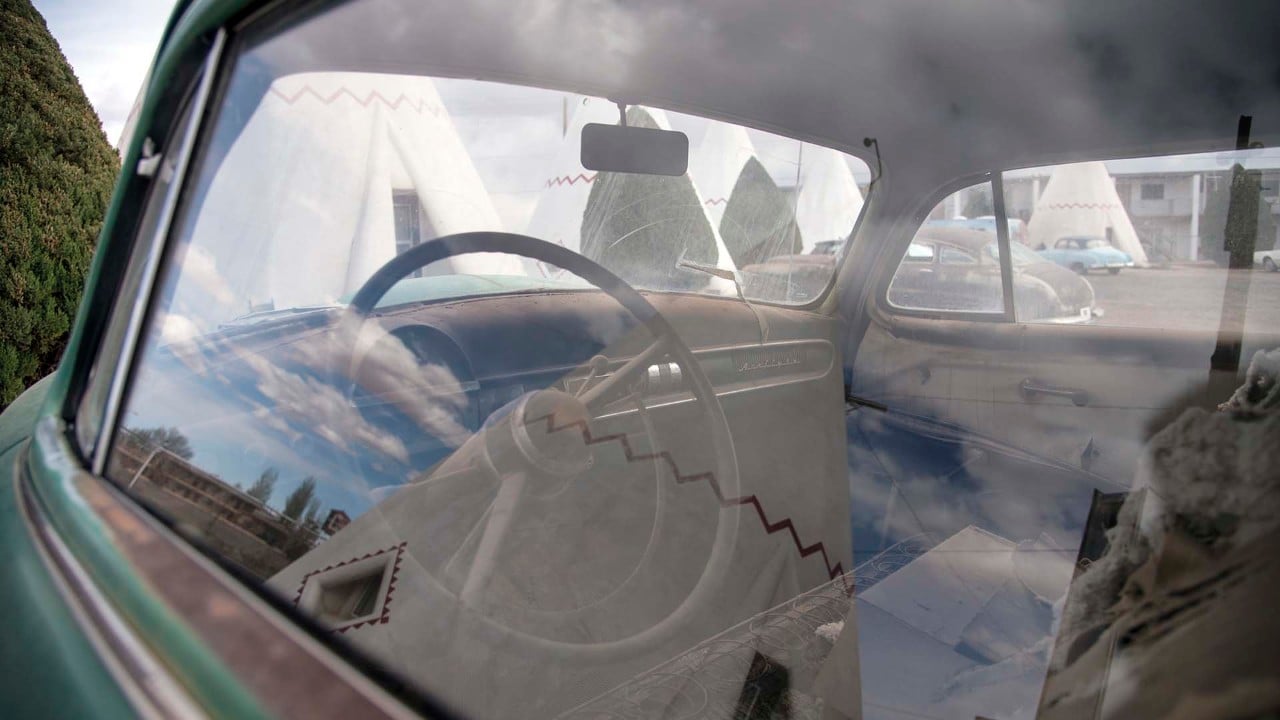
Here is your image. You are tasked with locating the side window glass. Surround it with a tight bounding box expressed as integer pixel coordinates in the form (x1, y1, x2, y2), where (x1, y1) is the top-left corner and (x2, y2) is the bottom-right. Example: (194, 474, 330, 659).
(904, 242, 934, 262)
(76, 81, 206, 461)
(886, 183, 1006, 314)
(1002, 148, 1278, 330)
(97, 22, 869, 714)
(939, 246, 976, 264)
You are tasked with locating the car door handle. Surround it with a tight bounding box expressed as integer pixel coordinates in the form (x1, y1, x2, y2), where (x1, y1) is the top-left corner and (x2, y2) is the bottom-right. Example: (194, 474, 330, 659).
(1019, 378, 1089, 407)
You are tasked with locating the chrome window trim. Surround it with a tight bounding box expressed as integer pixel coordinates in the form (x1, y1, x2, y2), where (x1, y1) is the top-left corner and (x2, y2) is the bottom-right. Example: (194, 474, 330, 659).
(30, 416, 428, 720)
(62, 22, 438, 716)
(15, 449, 206, 720)
(91, 30, 227, 476)
(991, 171, 1017, 320)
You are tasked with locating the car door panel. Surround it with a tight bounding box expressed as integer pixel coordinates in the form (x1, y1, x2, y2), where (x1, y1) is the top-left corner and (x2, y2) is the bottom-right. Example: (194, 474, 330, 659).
(852, 309, 1280, 484)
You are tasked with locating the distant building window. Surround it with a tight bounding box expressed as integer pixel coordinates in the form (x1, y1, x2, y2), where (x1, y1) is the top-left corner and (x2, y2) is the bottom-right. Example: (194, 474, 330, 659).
(1140, 183, 1164, 200)
(393, 190, 421, 255)
(393, 190, 422, 278)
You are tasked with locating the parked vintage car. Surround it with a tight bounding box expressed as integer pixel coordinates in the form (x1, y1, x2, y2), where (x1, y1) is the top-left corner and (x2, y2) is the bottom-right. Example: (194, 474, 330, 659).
(887, 227, 1099, 323)
(1038, 235, 1136, 274)
(925, 215, 1029, 244)
(1256, 247, 1280, 272)
(1, 1, 1277, 719)
(810, 239, 844, 256)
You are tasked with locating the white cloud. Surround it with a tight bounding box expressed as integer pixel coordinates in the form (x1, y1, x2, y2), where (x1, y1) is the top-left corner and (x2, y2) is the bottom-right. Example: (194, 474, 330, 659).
(179, 244, 238, 307)
(34, 0, 177, 147)
(158, 311, 201, 344)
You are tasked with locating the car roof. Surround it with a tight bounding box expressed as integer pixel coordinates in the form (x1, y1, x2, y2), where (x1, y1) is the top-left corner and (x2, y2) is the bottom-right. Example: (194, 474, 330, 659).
(182, 0, 1279, 189)
(912, 227, 995, 252)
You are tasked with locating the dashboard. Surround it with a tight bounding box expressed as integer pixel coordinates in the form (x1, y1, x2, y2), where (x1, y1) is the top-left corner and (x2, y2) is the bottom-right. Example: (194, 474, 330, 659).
(366, 290, 841, 423)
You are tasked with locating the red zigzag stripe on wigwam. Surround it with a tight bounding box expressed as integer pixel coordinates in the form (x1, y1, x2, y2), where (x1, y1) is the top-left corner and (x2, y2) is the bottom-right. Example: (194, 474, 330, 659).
(545, 173, 597, 188)
(292, 542, 409, 634)
(528, 413, 851, 594)
(1042, 202, 1121, 210)
(268, 86, 444, 117)
(703, 197, 728, 206)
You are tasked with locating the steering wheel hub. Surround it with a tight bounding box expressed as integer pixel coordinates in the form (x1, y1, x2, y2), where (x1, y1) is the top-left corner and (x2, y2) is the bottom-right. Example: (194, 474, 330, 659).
(502, 389, 595, 477)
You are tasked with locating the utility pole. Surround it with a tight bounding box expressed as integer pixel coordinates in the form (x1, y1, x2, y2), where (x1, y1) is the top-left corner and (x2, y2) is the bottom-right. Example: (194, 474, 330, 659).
(1190, 173, 1201, 261)
(129, 447, 163, 489)
(1209, 116, 1259, 374)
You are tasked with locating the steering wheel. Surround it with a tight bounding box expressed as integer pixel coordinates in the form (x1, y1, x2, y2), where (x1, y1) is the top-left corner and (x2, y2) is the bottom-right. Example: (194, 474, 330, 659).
(345, 231, 741, 662)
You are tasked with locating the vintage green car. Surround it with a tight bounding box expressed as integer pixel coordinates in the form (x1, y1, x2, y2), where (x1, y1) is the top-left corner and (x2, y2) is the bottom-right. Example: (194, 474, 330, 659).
(3, 0, 1279, 718)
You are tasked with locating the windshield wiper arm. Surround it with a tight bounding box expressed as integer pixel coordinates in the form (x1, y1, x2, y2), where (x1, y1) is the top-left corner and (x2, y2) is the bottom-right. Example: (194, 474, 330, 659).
(677, 251, 770, 345)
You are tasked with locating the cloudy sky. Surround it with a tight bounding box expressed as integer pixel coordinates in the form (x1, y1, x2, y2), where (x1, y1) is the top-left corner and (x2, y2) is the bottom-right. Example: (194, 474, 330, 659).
(35, 0, 177, 147)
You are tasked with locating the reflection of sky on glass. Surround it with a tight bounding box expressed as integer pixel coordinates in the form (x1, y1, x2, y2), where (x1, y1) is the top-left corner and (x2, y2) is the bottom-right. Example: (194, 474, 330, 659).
(124, 356, 391, 518)
(122, 278, 647, 521)
(122, 317, 479, 518)
(846, 408, 1104, 565)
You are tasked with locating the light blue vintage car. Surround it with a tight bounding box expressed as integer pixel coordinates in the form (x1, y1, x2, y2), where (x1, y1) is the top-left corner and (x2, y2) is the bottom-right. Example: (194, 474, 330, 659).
(1037, 235, 1135, 274)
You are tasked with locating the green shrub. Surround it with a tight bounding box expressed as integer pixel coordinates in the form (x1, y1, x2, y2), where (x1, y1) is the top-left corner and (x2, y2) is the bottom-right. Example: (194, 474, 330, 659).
(0, 0, 119, 407)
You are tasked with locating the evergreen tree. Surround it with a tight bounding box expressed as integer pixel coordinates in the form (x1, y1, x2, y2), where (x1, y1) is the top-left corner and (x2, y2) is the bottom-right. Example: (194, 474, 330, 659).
(0, 0, 120, 406)
(245, 467, 278, 503)
(283, 476, 318, 522)
(302, 498, 323, 527)
(123, 426, 194, 461)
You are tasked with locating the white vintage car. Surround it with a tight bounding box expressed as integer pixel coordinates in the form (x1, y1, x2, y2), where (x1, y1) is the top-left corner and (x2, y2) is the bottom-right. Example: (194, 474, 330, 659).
(1257, 247, 1280, 272)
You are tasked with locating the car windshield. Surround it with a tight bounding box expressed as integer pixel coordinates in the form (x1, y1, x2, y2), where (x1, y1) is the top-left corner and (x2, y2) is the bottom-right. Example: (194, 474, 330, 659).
(97, 1, 1280, 719)
(165, 72, 869, 335)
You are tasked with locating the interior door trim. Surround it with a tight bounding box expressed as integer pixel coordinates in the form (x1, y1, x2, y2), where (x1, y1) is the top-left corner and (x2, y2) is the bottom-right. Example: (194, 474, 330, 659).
(871, 303, 1275, 371)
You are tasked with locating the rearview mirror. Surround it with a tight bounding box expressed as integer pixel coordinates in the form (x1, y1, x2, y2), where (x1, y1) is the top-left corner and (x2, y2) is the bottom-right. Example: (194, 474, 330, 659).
(580, 123, 689, 177)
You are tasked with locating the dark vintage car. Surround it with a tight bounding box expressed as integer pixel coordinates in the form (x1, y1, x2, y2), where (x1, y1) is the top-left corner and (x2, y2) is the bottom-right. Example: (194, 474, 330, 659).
(2, 1, 1278, 719)
(746, 229, 1097, 322)
(887, 227, 1099, 323)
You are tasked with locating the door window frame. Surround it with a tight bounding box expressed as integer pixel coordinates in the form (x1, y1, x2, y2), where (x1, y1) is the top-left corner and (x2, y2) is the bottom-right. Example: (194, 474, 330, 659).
(877, 171, 1017, 323)
(71, 36, 227, 475)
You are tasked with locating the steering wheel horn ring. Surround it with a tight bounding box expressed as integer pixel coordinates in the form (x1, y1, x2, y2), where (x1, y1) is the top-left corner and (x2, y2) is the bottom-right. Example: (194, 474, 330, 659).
(346, 232, 742, 662)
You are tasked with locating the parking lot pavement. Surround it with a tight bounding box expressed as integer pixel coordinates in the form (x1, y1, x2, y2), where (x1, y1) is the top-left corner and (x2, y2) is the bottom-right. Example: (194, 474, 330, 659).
(1085, 265, 1280, 334)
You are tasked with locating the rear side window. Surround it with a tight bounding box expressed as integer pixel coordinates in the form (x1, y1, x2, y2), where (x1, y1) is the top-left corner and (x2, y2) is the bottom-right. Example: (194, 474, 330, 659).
(887, 147, 1280, 329)
(886, 183, 1008, 315)
(1003, 150, 1278, 331)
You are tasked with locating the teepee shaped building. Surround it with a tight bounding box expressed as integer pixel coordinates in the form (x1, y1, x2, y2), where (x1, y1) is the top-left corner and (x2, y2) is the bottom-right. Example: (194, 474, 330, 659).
(523, 97, 620, 260)
(183, 72, 522, 320)
(1028, 161, 1149, 265)
(524, 98, 737, 292)
(794, 143, 864, 253)
(688, 123, 759, 230)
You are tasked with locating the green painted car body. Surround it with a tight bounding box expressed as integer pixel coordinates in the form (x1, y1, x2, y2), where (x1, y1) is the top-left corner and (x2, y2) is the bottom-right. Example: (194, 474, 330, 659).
(4, 1, 1278, 717)
(0, 2, 291, 717)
